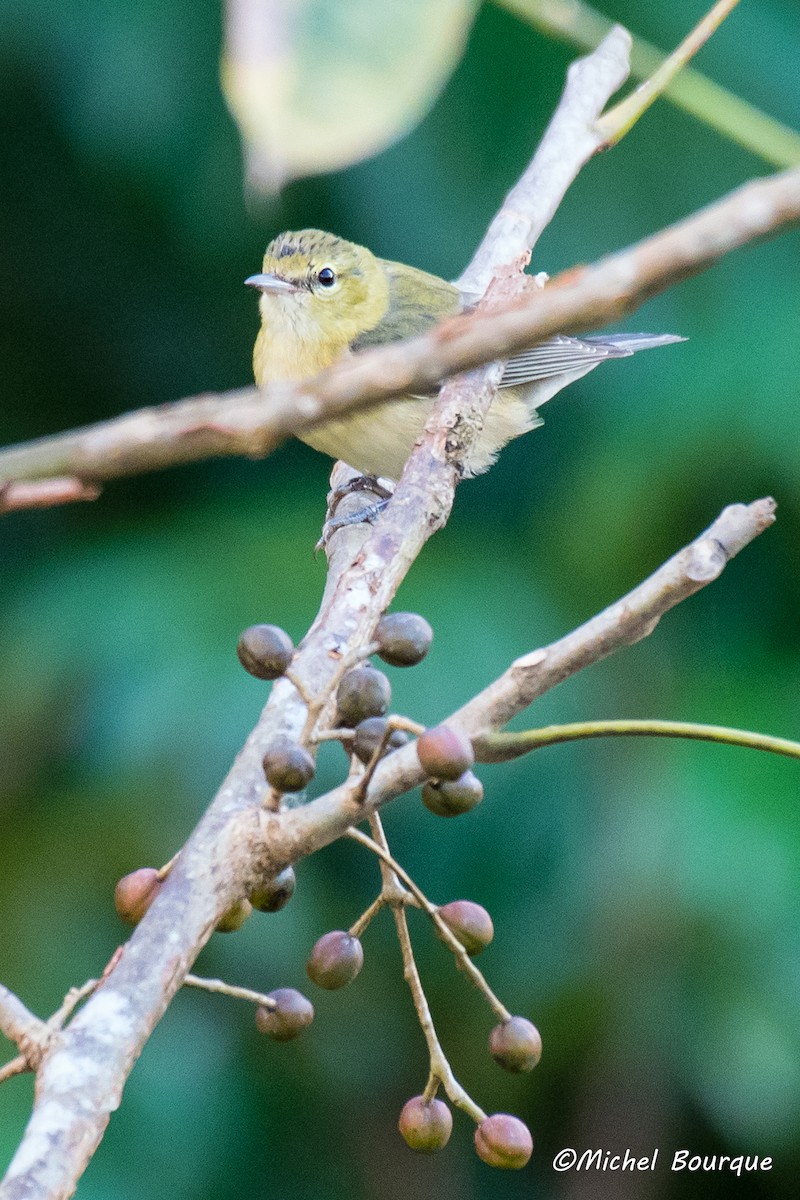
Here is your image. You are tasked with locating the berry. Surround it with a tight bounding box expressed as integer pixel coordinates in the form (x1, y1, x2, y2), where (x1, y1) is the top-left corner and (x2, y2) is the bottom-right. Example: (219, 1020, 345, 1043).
(417, 725, 474, 781)
(306, 931, 364, 989)
(421, 771, 483, 817)
(336, 666, 391, 726)
(489, 1017, 542, 1073)
(474, 1114, 533, 1169)
(376, 612, 433, 667)
(262, 740, 315, 792)
(255, 989, 314, 1041)
(438, 900, 494, 955)
(352, 718, 408, 764)
(398, 1096, 452, 1152)
(114, 868, 161, 925)
(249, 866, 296, 913)
(236, 624, 294, 680)
(216, 898, 253, 933)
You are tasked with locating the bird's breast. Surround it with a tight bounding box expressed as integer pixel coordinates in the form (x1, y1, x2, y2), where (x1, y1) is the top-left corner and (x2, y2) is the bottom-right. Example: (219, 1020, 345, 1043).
(253, 325, 343, 385)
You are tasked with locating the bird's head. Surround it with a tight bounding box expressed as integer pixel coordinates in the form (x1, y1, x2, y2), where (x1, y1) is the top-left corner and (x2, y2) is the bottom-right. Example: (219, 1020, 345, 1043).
(245, 229, 390, 350)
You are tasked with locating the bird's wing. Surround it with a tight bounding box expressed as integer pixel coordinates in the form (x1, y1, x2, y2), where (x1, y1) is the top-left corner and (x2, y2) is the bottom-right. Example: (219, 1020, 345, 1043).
(499, 333, 686, 388)
(350, 261, 462, 350)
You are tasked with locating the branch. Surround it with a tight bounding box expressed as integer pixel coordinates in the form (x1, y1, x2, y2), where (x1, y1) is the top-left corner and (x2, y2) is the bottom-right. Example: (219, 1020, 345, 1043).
(495, 0, 800, 169)
(596, 0, 742, 147)
(0, 986, 49, 1066)
(3, 164, 799, 499)
(1, 13, 788, 1189)
(0, 34, 634, 1199)
(477, 719, 800, 762)
(281, 498, 776, 853)
(0, 478, 101, 514)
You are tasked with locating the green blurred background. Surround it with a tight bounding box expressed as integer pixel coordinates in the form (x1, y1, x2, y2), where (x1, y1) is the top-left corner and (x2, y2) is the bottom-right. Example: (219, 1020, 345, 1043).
(2, 1, 800, 1196)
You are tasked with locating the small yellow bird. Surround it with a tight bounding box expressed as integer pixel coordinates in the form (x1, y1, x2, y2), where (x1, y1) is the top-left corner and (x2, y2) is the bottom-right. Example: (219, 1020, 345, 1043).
(247, 229, 683, 482)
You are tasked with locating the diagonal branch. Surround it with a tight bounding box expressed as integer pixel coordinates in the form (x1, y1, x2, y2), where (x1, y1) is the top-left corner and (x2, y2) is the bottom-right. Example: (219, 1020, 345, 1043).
(0, 24, 789, 1200)
(0, 33, 636, 1200)
(495, 0, 800, 169)
(280, 498, 776, 854)
(2, 165, 799, 501)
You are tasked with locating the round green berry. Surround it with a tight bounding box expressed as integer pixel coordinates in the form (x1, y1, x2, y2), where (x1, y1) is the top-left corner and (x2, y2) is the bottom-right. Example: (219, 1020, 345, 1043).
(421, 770, 483, 817)
(216, 898, 253, 933)
(249, 866, 296, 913)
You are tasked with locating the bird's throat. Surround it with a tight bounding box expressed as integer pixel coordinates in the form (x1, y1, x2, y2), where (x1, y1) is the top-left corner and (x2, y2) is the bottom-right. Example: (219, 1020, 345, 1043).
(253, 322, 348, 386)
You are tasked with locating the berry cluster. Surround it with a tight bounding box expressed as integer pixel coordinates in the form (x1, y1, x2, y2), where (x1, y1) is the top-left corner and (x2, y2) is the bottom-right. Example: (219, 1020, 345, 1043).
(113, 608, 539, 1169)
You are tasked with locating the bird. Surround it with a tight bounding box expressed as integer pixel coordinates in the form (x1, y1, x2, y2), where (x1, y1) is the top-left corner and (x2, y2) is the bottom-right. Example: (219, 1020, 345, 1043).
(246, 228, 683, 484)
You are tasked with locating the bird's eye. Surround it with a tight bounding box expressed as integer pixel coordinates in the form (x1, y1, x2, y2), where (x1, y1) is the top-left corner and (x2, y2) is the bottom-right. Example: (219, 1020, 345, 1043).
(317, 267, 336, 287)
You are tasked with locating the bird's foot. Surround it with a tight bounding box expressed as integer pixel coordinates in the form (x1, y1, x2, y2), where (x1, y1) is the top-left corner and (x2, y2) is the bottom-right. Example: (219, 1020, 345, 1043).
(316, 475, 394, 554)
(325, 474, 394, 517)
(316, 498, 390, 552)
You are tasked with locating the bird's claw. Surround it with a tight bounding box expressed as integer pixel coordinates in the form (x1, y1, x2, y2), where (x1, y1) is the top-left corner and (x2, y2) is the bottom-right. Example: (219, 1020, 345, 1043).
(315, 498, 391, 555)
(325, 474, 393, 516)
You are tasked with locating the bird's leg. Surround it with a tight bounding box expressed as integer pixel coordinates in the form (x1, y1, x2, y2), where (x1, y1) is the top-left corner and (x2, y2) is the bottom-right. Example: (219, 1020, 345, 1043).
(317, 474, 394, 552)
(325, 473, 394, 517)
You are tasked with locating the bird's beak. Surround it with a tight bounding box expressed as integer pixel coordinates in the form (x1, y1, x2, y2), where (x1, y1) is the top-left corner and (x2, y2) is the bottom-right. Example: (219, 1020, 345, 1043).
(244, 273, 300, 294)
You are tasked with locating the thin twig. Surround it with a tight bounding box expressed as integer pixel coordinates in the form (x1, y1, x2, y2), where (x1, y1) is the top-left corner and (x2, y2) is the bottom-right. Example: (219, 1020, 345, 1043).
(183, 974, 276, 1009)
(46, 980, 101, 1032)
(0, 477, 101, 514)
(596, 0, 742, 145)
(477, 719, 800, 762)
(0, 1056, 29, 1085)
(367, 814, 486, 1123)
(347, 827, 510, 1022)
(495, 0, 800, 168)
(391, 901, 486, 1124)
(348, 895, 388, 940)
(0, 986, 49, 1063)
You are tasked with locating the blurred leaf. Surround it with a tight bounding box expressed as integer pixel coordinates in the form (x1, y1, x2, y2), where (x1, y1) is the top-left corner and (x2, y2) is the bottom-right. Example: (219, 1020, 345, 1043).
(222, 0, 479, 191)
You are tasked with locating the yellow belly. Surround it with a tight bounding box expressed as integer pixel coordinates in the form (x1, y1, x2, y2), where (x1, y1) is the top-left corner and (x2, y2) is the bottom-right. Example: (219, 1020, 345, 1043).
(254, 324, 540, 480)
(299, 389, 540, 481)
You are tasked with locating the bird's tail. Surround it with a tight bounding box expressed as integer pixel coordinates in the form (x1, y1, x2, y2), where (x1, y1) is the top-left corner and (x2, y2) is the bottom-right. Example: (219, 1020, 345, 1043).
(581, 333, 688, 354)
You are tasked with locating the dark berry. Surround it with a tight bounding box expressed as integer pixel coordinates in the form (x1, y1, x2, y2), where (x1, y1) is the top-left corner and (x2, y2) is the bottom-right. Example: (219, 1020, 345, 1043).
(417, 725, 474, 780)
(438, 900, 494, 955)
(336, 666, 391, 725)
(474, 1114, 533, 1169)
(237, 624, 294, 680)
(262, 740, 315, 792)
(398, 1096, 452, 1152)
(376, 612, 433, 667)
(114, 868, 161, 925)
(351, 717, 408, 763)
(255, 989, 314, 1041)
(489, 1017, 542, 1072)
(306, 931, 364, 989)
